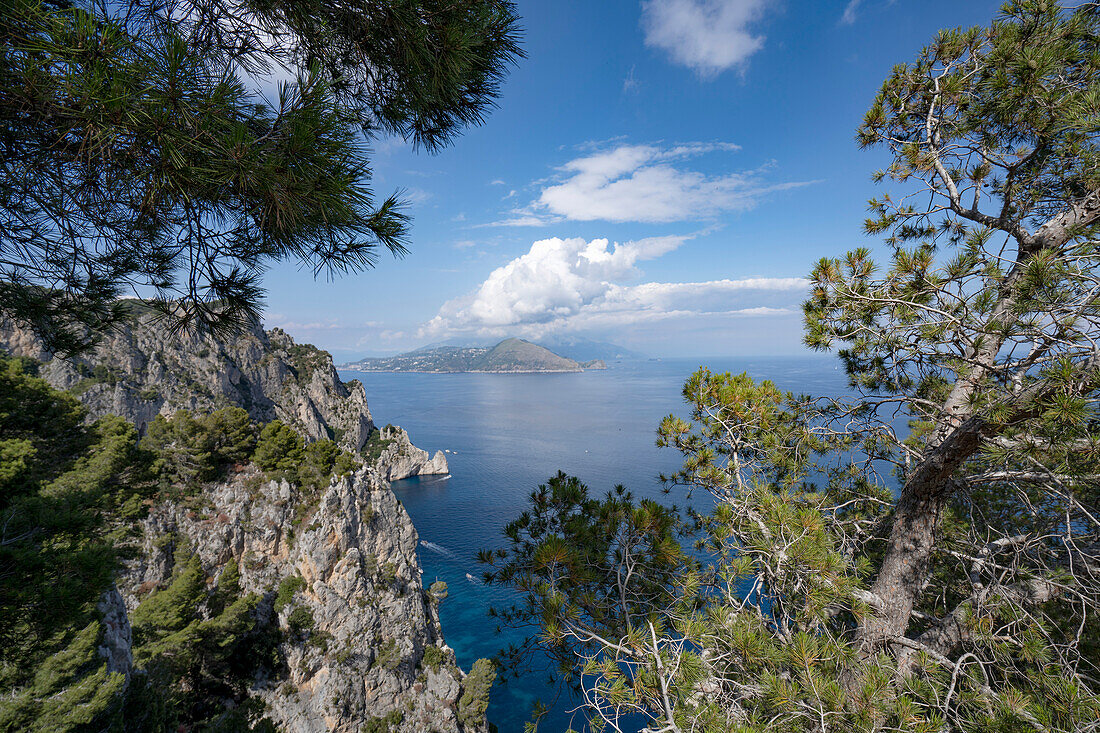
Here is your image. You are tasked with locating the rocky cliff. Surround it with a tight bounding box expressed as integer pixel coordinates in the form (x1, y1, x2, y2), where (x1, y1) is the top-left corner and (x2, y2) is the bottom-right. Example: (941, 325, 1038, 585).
(117, 464, 486, 732)
(0, 309, 446, 480)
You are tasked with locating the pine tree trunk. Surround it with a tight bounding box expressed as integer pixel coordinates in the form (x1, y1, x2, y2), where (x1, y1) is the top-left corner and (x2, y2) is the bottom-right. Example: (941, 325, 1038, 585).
(856, 417, 988, 652)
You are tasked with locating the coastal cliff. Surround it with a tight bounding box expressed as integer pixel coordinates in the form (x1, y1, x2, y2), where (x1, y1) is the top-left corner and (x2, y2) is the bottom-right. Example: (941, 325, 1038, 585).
(0, 319, 484, 732)
(0, 309, 446, 481)
(120, 465, 487, 732)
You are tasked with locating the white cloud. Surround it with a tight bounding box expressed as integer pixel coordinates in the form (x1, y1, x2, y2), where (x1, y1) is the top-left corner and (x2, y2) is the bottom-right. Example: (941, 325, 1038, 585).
(840, 0, 861, 24)
(421, 236, 807, 339)
(522, 142, 810, 224)
(403, 187, 432, 206)
(623, 65, 640, 93)
(479, 214, 559, 228)
(641, 0, 773, 77)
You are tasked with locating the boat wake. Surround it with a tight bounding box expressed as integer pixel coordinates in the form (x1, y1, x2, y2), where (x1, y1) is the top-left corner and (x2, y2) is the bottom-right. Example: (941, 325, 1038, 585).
(420, 541, 455, 558)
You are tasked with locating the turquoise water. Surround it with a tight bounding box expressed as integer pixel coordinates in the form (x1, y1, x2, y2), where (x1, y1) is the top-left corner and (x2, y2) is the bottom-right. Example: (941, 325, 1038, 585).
(340, 357, 847, 731)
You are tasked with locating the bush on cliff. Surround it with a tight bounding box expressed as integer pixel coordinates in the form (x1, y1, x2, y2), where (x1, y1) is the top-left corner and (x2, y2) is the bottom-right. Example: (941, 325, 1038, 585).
(129, 555, 279, 731)
(253, 420, 359, 493)
(0, 355, 142, 730)
(145, 407, 256, 489)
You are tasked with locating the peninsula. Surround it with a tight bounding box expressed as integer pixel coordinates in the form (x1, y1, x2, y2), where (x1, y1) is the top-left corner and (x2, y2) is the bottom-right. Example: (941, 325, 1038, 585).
(340, 338, 607, 373)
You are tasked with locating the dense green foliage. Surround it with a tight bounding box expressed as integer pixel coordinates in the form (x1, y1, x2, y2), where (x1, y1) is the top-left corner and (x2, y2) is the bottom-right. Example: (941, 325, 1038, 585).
(0, 354, 367, 730)
(254, 420, 360, 491)
(0, 356, 144, 731)
(0, 0, 522, 353)
(128, 555, 279, 731)
(457, 657, 497, 728)
(486, 3, 1100, 731)
(145, 407, 257, 489)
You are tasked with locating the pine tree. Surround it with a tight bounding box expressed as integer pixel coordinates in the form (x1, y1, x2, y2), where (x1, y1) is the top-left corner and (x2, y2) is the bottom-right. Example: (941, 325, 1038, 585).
(484, 3, 1100, 730)
(0, 0, 522, 354)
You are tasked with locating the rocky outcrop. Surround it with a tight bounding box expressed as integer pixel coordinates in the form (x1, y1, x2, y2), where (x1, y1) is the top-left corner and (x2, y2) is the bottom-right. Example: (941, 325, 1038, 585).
(0, 311, 373, 453)
(0, 309, 447, 479)
(96, 587, 133, 680)
(376, 426, 450, 482)
(121, 465, 486, 732)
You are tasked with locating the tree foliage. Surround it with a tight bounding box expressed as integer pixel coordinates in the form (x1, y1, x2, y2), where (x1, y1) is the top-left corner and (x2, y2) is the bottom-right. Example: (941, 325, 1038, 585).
(145, 407, 256, 488)
(128, 554, 278, 731)
(0, 0, 522, 354)
(485, 3, 1100, 731)
(0, 358, 365, 730)
(0, 354, 144, 731)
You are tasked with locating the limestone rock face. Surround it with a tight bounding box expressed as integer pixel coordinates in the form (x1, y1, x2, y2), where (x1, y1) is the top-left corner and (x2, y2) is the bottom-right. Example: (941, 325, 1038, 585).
(0, 313, 374, 454)
(378, 426, 450, 481)
(2, 316, 450, 482)
(96, 586, 133, 680)
(121, 466, 485, 733)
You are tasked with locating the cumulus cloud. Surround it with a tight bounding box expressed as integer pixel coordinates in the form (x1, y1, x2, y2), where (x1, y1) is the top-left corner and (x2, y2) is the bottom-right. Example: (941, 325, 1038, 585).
(421, 236, 807, 339)
(523, 142, 809, 224)
(641, 0, 773, 77)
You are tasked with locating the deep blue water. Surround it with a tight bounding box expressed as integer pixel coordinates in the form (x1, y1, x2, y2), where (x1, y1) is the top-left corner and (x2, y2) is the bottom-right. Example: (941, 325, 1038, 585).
(340, 357, 848, 732)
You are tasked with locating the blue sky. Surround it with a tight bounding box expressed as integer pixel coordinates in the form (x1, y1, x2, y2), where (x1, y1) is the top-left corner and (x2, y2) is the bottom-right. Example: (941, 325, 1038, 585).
(261, 0, 1004, 360)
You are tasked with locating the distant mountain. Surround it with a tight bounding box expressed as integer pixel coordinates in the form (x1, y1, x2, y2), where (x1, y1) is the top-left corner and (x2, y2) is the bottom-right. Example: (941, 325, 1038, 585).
(534, 336, 645, 362)
(339, 338, 607, 373)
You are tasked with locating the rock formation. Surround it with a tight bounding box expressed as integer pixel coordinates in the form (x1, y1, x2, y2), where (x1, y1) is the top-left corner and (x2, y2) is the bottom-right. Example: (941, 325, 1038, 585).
(0, 309, 447, 480)
(119, 465, 486, 732)
(374, 426, 450, 482)
(1, 312, 481, 731)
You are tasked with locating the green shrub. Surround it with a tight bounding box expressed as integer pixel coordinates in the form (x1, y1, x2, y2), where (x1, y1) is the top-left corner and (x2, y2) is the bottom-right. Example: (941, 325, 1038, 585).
(364, 710, 403, 733)
(274, 575, 306, 613)
(421, 645, 445, 672)
(457, 658, 496, 727)
(144, 407, 256, 489)
(252, 420, 304, 475)
(287, 606, 314, 636)
(127, 553, 279, 730)
(374, 639, 400, 671)
(297, 439, 358, 493)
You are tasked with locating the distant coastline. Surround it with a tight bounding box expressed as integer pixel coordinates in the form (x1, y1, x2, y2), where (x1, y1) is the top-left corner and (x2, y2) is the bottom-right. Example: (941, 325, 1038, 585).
(339, 337, 607, 374)
(343, 367, 590, 374)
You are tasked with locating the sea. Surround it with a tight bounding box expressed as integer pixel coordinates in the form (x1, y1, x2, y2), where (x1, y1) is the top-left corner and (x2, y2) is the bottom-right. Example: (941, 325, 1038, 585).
(339, 356, 849, 732)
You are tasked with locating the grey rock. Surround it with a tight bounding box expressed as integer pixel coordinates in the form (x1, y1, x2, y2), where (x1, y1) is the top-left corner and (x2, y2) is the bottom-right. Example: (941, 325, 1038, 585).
(96, 586, 133, 680)
(0, 312, 444, 481)
(377, 426, 450, 482)
(121, 466, 487, 733)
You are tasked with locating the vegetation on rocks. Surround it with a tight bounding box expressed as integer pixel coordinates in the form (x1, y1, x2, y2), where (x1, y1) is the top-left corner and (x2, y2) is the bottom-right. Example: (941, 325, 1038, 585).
(0, 355, 142, 731)
(0, 353, 386, 731)
(128, 555, 280, 731)
(457, 659, 496, 729)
